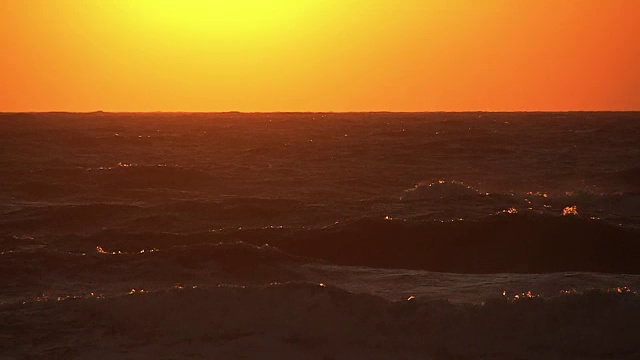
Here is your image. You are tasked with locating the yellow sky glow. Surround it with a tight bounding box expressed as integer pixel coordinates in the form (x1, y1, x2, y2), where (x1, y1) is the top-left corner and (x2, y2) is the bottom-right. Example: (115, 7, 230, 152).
(1, 0, 639, 111)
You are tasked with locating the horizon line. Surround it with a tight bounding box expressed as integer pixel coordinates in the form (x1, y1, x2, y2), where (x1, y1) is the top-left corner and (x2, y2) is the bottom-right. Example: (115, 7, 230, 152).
(2, 110, 640, 115)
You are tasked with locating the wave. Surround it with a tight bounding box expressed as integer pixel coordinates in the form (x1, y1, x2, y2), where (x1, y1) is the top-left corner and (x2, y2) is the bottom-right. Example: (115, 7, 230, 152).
(536, 191, 640, 216)
(267, 213, 640, 273)
(399, 180, 640, 227)
(23, 212, 640, 274)
(3, 282, 639, 359)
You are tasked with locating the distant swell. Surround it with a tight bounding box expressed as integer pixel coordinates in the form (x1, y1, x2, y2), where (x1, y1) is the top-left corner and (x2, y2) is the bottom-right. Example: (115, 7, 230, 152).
(0, 198, 319, 234)
(30, 164, 214, 190)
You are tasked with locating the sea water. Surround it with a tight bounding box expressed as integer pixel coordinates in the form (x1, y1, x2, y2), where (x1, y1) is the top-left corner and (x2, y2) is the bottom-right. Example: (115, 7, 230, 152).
(1, 112, 639, 359)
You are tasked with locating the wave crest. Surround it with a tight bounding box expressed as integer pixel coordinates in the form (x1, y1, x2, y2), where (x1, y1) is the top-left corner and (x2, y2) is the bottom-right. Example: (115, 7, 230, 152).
(401, 179, 487, 201)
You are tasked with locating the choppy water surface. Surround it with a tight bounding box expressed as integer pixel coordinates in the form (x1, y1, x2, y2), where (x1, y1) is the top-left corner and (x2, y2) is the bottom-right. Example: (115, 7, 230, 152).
(1, 112, 640, 359)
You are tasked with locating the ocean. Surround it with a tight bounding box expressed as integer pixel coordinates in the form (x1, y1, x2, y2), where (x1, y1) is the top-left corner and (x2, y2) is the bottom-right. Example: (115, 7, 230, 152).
(1, 112, 639, 359)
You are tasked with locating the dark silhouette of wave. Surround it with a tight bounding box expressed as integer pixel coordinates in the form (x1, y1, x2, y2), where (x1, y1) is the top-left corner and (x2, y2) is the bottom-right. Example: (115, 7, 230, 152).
(21, 212, 638, 274)
(269, 213, 640, 273)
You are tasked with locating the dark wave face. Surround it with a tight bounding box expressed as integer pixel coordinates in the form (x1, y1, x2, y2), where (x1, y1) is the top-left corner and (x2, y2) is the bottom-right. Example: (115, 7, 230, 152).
(267, 214, 640, 273)
(2, 112, 640, 358)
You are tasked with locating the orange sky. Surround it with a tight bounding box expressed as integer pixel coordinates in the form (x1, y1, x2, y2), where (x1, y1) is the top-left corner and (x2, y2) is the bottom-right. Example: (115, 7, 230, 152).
(1, 0, 639, 112)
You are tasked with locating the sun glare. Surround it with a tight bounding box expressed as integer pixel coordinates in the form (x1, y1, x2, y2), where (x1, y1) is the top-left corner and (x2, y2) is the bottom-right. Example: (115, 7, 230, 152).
(119, 1, 322, 40)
